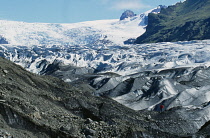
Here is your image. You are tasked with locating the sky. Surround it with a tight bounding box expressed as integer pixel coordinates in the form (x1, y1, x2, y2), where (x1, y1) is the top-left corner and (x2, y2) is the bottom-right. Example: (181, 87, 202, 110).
(0, 0, 183, 23)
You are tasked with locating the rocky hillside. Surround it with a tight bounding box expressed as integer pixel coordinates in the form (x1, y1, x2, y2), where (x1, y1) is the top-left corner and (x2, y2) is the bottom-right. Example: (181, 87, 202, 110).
(135, 0, 210, 44)
(1, 49, 210, 137)
(1, 54, 210, 137)
(0, 57, 176, 137)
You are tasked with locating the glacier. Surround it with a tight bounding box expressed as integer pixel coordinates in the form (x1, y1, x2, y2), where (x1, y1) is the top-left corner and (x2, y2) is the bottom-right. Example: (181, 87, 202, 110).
(0, 6, 164, 46)
(0, 12, 147, 46)
(0, 5, 210, 135)
(1, 39, 210, 136)
(1, 40, 210, 111)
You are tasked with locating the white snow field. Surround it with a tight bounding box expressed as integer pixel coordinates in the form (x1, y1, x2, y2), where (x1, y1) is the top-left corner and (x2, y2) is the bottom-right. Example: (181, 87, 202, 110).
(0, 6, 165, 46)
(0, 7, 159, 46)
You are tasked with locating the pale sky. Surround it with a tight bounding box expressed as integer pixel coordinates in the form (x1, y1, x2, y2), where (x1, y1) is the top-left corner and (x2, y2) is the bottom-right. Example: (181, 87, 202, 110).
(0, 0, 183, 23)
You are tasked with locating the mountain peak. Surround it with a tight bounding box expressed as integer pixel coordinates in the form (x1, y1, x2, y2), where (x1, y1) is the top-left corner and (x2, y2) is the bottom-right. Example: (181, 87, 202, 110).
(120, 10, 136, 20)
(0, 36, 8, 44)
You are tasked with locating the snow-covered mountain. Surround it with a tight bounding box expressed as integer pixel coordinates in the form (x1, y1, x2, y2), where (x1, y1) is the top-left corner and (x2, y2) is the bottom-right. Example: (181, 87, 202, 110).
(0, 7, 162, 46)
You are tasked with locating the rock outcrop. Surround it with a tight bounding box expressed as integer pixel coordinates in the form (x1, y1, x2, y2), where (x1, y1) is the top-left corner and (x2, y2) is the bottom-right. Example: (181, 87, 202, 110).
(0, 36, 8, 44)
(120, 10, 136, 20)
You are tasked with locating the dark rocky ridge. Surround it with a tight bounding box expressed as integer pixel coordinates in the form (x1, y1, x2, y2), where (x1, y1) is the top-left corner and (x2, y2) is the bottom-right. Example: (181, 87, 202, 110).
(120, 10, 136, 20)
(0, 36, 8, 44)
(135, 0, 210, 44)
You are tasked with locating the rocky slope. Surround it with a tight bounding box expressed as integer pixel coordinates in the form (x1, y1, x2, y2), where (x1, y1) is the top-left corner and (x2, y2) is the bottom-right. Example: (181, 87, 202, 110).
(135, 0, 210, 44)
(0, 57, 181, 137)
(1, 53, 210, 137)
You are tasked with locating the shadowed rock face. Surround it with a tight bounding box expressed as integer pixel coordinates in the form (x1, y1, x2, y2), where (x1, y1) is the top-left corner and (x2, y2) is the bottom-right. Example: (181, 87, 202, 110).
(120, 10, 135, 20)
(0, 36, 8, 44)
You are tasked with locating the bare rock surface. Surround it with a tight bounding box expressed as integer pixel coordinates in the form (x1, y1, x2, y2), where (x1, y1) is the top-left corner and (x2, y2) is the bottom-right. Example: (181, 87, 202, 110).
(0, 57, 182, 137)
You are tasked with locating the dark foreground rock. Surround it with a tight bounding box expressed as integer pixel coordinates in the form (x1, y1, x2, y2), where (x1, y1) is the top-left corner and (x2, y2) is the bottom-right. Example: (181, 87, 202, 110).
(0, 57, 209, 137)
(0, 57, 175, 137)
(31, 57, 210, 137)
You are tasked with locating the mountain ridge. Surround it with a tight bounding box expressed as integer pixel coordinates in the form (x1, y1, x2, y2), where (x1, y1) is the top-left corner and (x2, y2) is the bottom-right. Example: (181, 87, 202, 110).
(135, 0, 210, 44)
